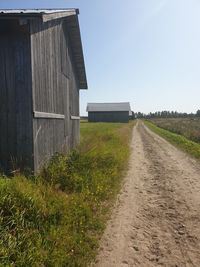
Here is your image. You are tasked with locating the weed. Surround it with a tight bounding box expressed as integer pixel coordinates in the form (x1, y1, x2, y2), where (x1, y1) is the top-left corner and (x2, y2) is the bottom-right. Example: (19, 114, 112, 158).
(0, 121, 135, 266)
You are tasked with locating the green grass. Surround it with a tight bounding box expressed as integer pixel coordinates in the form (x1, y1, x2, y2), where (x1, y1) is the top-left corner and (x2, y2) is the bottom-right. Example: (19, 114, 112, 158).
(149, 118, 200, 143)
(0, 121, 134, 267)
(145, 120, 200, 160)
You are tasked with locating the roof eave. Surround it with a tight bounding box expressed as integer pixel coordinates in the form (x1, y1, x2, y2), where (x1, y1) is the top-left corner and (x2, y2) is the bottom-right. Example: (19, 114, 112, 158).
(66, 14, 88, 89)
(0, 9, 88, 90)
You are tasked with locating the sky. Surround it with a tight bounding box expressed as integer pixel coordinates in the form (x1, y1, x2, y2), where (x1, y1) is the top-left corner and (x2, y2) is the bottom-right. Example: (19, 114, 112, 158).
(1, 0, 200, 115)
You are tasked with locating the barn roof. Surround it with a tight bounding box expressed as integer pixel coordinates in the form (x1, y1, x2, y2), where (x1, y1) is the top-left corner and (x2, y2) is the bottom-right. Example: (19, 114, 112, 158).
(87, 102, 132, 113)
(0, 9, 87, 89)
(0, 9, 75, 15)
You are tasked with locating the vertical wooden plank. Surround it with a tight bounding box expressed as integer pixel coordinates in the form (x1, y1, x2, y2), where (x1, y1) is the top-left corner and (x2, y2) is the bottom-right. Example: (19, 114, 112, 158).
(14, 28, 33, 170)
(30, 18, 81, 172)
(0, 20, 33, 172)
(6, 34, 17, 169)
(0, 36, 8, 170)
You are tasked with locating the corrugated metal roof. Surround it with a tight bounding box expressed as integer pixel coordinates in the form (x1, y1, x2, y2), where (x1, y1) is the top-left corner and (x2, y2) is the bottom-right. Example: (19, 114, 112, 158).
(87, 102, 131, 112)
(0, 9, 78, 21)
(0, 9, 77, 15)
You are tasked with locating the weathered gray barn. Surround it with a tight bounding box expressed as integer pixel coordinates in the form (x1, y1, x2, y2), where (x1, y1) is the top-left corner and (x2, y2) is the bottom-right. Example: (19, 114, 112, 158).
(0, 9, 87, 173)
(87, 103, 131, 123)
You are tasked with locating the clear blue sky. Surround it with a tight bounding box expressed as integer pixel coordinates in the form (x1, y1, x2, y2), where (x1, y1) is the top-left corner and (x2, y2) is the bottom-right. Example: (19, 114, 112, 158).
(1, 0, 200, 115)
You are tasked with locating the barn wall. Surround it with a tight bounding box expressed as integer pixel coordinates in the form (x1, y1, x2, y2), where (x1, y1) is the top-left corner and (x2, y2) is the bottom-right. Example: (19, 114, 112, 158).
(62, 20, 80, 150)
(30, 18, 80, 172)
(88, 111, 129, 123)
(0, 20, 33, 172)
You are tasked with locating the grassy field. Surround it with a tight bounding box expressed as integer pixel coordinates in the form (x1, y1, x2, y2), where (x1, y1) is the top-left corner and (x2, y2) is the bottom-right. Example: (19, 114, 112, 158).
(145, 120, 200, 160)
(0, 121, 134, 267)
(149, 118, 200, 144)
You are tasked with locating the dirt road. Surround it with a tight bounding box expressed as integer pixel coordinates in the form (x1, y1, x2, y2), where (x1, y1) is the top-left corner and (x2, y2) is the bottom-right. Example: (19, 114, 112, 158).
(95, 121, 200, 267)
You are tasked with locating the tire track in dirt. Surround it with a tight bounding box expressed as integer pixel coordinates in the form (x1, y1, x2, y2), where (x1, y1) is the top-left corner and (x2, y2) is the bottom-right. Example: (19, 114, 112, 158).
(94, 121, 200, 267)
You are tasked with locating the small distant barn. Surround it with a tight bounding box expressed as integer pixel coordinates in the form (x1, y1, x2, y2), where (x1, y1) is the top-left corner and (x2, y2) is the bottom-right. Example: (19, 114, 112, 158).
(0, 9, 87, 173)
(87, 103, 132, 123)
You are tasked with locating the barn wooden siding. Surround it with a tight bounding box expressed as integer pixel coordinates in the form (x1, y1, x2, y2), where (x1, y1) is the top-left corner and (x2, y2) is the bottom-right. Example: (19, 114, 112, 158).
(0, 20, 33, 171)
(0, 10, 87, 173)
(88, 111, 129, 123)
(30, 18, 80, 171)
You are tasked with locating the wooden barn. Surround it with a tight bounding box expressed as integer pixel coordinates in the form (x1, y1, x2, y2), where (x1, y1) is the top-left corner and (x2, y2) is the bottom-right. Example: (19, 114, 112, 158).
(87, 103, 132, 123)
(0, 9, 87, 173)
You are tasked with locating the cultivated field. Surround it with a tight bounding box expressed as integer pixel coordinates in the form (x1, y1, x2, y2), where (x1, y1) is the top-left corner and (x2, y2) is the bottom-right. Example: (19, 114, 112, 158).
(149, 118, 200, 143)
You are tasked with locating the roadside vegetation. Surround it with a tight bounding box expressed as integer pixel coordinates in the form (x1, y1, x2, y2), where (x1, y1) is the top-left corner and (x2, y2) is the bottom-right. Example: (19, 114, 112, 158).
(149, 118, 200, 144)
(145, 120, 200, 160)
(0, 121, 134, 267)
(135, 109, 200, 120)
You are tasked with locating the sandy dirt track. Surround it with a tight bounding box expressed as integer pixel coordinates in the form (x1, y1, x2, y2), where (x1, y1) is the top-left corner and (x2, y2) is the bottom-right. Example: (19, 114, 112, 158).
(95, 121, 200, 267)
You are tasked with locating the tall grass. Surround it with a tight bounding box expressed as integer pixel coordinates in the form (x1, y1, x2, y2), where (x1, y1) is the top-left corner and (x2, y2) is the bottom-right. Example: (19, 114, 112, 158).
(0, 122, 134, 266)
(149, 118, 200, 144)
(145, 120, 200, 160)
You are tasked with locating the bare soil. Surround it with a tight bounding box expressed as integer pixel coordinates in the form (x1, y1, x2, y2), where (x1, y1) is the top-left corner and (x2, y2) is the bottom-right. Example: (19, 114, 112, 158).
(95, 121, 200, 267)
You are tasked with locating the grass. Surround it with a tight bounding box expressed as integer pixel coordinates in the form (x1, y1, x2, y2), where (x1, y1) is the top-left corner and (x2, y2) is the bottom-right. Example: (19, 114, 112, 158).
(0, 121, 134, 267)
(144, 120, 200, 160)
(149, 118, 200, 144)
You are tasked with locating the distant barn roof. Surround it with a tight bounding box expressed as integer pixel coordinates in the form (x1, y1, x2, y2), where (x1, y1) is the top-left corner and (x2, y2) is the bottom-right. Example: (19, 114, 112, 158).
(0, 9, 87, 89)
(87, 102, 131, 112)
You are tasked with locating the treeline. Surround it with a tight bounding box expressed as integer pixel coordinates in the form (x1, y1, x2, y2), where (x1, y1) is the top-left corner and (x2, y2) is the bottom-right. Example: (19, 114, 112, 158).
(133, 110, 200, 119)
